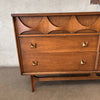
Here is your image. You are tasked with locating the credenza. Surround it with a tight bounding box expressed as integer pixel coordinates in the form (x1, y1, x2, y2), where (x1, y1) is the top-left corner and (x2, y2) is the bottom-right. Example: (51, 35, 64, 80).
(12, 12, 100, 92)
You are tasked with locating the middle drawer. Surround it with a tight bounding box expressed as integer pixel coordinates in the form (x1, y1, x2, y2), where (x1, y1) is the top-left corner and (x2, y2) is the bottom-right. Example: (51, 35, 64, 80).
(20, 35, 98, 53)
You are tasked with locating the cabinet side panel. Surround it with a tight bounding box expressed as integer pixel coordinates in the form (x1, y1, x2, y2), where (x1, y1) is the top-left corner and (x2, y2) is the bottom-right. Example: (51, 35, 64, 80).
(97, 35, 100, 70)
(12, 16, 24, 74)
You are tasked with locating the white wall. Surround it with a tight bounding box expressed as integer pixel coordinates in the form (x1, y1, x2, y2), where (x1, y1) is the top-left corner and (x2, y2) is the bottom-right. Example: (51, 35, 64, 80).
(0, 0, 100, 67)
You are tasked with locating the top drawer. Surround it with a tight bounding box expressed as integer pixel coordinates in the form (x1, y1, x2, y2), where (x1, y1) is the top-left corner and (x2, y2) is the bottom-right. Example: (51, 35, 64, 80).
(19, 35, 98, 53)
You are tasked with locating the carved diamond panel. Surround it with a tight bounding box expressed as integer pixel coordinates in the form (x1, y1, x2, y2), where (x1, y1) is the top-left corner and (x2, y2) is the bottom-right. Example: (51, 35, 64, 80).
(16, 15, 100, 35)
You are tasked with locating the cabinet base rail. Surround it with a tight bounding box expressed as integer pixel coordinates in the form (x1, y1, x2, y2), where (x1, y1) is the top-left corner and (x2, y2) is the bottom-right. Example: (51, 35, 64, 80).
(30, 72, 100, 92)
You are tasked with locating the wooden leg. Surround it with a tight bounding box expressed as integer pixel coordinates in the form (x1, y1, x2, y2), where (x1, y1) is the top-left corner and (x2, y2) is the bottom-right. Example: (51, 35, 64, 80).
(30, 75, 38, 92)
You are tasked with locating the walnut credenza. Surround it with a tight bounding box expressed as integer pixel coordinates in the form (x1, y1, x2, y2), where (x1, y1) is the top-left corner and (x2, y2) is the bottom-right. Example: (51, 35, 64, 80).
(12, 12, 100, 92)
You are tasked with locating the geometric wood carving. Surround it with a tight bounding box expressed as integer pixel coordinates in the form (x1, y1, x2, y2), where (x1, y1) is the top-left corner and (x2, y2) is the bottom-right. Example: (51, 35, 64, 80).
(64, 16, 86, 33)
(20, 16, 42, 28)
(76, 15, 99, 26)
(16, 17, 30, 34)
(33, 17, 59, 34)
(48, 16, 71, 27)
(15, 15, 100, 34)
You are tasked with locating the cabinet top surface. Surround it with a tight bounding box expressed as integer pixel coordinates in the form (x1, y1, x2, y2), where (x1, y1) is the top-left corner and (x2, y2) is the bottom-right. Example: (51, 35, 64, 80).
(11, 12, 100, 17)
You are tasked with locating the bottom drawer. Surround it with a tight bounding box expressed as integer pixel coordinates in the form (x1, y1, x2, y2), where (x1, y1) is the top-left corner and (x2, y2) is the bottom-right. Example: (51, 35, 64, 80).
(22, 52, 96, 72)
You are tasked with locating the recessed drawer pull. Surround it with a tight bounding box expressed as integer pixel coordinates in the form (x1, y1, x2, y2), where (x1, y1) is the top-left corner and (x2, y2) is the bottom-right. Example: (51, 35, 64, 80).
(82, 42, 88, 47)
(81, 60, 86, 65)
(31, 43, 37, 48)
(32, 61, 38, 66)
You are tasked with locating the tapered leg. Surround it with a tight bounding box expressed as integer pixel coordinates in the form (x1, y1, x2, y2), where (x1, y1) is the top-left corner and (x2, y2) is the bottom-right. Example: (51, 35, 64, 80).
(30, 75, 38, 92)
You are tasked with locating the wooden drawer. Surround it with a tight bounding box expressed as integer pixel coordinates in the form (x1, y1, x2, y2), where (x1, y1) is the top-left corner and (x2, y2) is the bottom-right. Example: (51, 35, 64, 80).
(22, 52, 96, 72)
(20, 35, 98, 53)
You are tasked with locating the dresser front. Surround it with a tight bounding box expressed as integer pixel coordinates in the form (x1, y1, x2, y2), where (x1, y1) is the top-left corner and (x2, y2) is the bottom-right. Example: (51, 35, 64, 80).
(12, 12, 100, 75)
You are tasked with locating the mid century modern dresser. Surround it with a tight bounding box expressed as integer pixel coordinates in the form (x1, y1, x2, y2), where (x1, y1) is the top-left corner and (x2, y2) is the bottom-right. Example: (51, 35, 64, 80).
(12, 12, 100, 92)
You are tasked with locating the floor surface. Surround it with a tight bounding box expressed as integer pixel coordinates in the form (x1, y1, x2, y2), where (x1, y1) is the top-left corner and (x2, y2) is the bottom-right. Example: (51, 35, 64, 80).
(0, 67, 100, 100)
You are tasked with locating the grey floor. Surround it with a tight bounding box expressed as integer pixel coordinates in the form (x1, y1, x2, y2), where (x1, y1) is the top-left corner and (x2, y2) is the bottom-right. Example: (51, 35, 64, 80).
(0, 67, 100, 100)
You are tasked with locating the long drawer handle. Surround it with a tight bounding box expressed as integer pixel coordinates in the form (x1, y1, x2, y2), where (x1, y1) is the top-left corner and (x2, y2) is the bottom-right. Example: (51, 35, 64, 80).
(81, 60, 86, 65)
(31, 43, 37, 48)
(32, 61, 38, 66)
(82, 42, 88, 47)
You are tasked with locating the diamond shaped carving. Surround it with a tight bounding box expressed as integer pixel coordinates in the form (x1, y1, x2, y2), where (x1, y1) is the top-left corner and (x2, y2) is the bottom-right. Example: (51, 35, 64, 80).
(34, 17, 59, 34)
